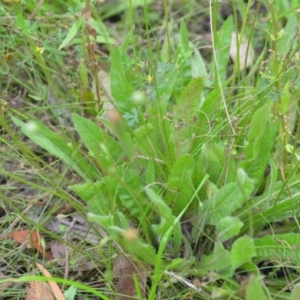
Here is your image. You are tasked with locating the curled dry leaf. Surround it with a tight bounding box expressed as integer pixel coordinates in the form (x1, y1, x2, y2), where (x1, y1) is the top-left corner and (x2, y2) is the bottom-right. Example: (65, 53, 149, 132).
(113, 255, 150, 300)
(230, 32, 255, 71)
(3, 229, 53, 260)
(26, 281, 55, 300)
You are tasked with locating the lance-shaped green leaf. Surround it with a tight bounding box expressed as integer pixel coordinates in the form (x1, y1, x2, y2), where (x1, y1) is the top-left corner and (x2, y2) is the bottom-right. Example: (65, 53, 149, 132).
(217, 216, 243, 242)
(110, 47, 134, 113)
(246, 275, 271, 300)
(197, 241, 232, 276)
(171, 78, 204, 156)
(210, 16, 233, 83)
(239, 104, 273, 186)
(201, 142, 226, 185)
(254, 233, 300, 265)
(173, 78, 204, 122)
(203, 168, 254, 225)
(154, 63, 178, 111)
(58, 18, 83, 50)
(12, 117, 100, 181)
(134, 123, 157, 157)
(291, 283, 300, 300)
(231, 236, 256, 270)
(72, 113, 123, 172)
(165, 154, 195, 216)
(70, 181, 112, 215)
(145, 187, 182, 255)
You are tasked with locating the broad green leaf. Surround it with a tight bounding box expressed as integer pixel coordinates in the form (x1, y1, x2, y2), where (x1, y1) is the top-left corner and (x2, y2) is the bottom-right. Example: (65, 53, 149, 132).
(134, 129, 167, 190)
(291, 283, 300, 300)
(175, 20, 192, 65)
(193, 155, 207, 195)
(192, 89, 221, 148)
(180, 20, 190, 58)
(240, 174, 300, 233)
(69, 181, 102, 202)
(277, 15, 298, 55)
(145, 108, 175, 164)
(98, 116, 137, 159)
(134, 123, 156, 157)
(102, 220, 157, 265)
(278, 83, 290, 114)
(64, 286, 77, 300)
(225, 153, 237, 184)
(113, 211, 130, 229)
(119, 32, 132, 56)
(245, 104, 271, 150)
(165, 258, 194, 272)
(88, 195, 110, 216)
(154, 63, 178, 111)
(211, 16, 233, 83)
(145, 187, 182, 255)
(246, 276, 271, 300)
(69, 181, 111, 215)
(254, 233, 300, 265)
(243, 194, 300, 235)
(71, 166, 148, 219)
(110, 47, 134, 113)
(201, 88, 220, 112)
(72, 113, 123, 172)
(217, 216, 243, 242)
(78, 59, 89, 91)
(88, 213, 114, 231)
(197, 241, 232, 275)
(190, 42, 207, 77)
(260, 158, 278, 210)
(204, 168, 254, 225)
(231, 236, 256, 269)
(122, 235, 157, 266)
(239, 104, 273, 186)
(171, 78, 204, 156)
(241, 261, 260, 276)
(12, 117, 100, 181)
(116, 168, 145, 218)
(200, 143, 226, 185)
(165, 154, 195, 215)
(173, 78, 204, 122)
(146, 160, 155, 186)
(58, 18, 83, 50)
